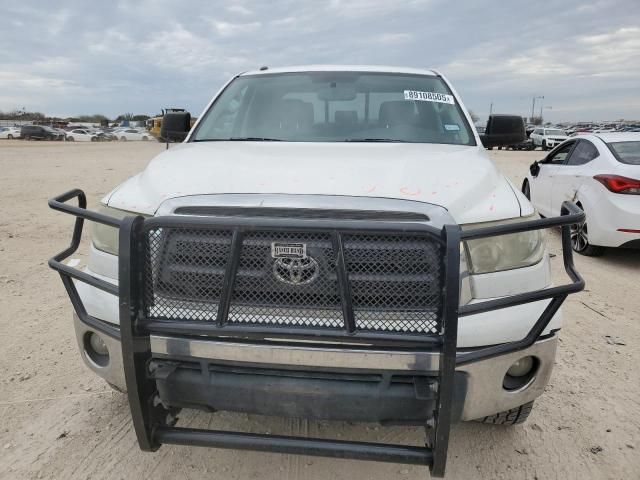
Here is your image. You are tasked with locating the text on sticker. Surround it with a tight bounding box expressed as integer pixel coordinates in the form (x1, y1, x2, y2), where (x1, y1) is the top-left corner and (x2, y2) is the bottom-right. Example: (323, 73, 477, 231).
(404, 90, 455, 104)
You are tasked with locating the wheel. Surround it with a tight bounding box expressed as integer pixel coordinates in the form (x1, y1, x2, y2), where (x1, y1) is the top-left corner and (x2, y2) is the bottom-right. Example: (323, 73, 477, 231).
(522, 179, 531, 200)
(142, 136, 148, 141)
(478, 401, 534, 425)
(542, 140, 548, 151)
(120, 136, 127, 141)
(487, 146, 493, 150)
(7, 134, 13, 139)
(570, 207, 605, 256)
(67, 136, 74, 141)
(91, 136, 97, 142)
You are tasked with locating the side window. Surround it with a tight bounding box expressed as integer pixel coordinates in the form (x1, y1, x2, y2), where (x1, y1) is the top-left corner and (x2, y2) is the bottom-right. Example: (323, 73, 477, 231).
(200, 84, 249, 138)
(533, 129, 541, 135)
(546, 142, 574, 164)
(566, 141, 599, 166)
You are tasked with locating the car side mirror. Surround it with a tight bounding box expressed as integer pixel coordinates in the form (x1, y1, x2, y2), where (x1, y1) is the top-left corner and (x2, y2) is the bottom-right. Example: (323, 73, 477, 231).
(479, 114, 526, 149)
(160, 112, 191, 142)
(530, 161, 540, 177)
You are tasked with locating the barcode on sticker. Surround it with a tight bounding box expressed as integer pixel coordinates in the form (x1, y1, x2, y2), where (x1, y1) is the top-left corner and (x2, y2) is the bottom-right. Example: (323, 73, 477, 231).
(404, 90, 455, 104)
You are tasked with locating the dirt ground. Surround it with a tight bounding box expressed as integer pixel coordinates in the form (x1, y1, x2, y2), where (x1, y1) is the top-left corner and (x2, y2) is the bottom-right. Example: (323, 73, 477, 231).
(0, 140, 638, 480)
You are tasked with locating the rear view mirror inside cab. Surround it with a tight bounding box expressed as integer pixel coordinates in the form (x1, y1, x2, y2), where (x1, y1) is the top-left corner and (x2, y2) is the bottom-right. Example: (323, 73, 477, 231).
(317, 83, 357, 102)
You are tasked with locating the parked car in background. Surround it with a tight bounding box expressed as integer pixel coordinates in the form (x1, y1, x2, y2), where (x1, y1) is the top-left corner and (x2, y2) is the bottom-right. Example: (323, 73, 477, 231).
(94, 129, 117, 141)
(523, 133, 640, 255)
(530, 128, 569, 150)
(507, 138, 535, 150)
(66, 129, 98, 142)
(0, 126, 21, 139)
(117, 128, 151, 141)
(20, 125, 64, 140)
(525, 125, 536, 137)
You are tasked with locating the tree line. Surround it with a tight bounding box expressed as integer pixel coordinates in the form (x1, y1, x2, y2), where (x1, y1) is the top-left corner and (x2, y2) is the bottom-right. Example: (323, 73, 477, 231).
(0, 109, 151, 123)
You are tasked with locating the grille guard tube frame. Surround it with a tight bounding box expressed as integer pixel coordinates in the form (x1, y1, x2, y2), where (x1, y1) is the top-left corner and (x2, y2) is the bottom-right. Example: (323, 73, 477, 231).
(48, 189, 585, 478)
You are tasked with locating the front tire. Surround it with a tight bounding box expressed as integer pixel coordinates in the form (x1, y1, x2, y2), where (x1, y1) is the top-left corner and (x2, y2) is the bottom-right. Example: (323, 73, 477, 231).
(571, 205, 605, 256)
(7, 134, 13, 139)
(120, 136, 127, 141)
(67, 136, 74, 141)
(142, 136, 148, 141)
(542, 140, 548, 150)
(478, 401, 534, 425)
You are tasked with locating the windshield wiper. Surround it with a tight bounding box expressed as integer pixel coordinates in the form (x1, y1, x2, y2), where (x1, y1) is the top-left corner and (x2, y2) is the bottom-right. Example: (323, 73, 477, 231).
(344, 138, 407, 143)
(228, 137, 283, 141)
(193, 137, 283, 142)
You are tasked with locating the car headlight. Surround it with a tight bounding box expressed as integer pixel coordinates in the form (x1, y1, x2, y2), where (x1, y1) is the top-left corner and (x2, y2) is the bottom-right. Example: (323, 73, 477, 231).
(92, 204, 148, 255)
(462, 215, 546, 274)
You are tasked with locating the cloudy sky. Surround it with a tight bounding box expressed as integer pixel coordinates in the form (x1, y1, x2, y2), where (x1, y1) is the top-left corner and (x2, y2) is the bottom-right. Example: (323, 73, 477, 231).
(1, 0, 639, 122)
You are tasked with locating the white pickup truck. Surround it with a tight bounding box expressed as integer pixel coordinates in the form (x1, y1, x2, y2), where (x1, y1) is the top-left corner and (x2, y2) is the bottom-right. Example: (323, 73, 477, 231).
(49, 65, 584, 477)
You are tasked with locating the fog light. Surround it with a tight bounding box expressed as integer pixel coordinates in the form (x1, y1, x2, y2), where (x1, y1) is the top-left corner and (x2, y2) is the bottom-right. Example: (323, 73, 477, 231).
(507, 356, 534, 377)
(84, 332, 110, 367)
(88, 332, 109, 356)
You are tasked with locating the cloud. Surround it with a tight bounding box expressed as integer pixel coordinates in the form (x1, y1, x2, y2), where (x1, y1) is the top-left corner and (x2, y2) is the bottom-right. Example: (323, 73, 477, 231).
(226, 4, 253, 15)
(368, 33, 413, 45)
(210, 20, 261, 37)
(0, 0, 638, 121)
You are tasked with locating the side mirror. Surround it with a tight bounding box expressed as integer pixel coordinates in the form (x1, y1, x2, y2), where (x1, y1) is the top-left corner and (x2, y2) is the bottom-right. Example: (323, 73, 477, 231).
(530, 161, 540, 177)
(479, 114, 526, 148)
(160, 112, 191, 142)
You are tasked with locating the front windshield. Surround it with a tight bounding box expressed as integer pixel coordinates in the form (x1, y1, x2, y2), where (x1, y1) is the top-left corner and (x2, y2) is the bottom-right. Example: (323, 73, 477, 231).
(545, 129, 565, 136)
(193, 72, 475, 145)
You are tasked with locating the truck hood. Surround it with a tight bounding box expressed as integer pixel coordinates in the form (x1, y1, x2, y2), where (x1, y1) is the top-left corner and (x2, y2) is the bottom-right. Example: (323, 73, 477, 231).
(106, 142, 526, 224)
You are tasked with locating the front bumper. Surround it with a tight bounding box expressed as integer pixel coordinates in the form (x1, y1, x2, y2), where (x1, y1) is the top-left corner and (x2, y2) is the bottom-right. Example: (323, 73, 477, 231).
(51, 189, 584, 477)
(74, 311, 558, 422)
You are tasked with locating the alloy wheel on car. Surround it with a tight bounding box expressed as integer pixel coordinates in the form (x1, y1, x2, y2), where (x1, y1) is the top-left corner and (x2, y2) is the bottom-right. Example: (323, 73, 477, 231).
(570, 221, 589, 252)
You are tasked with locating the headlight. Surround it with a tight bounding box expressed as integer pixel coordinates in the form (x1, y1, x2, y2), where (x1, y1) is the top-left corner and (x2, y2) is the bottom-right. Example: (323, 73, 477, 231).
(463, 215, 546, 274)
(91, 204, 147, 255)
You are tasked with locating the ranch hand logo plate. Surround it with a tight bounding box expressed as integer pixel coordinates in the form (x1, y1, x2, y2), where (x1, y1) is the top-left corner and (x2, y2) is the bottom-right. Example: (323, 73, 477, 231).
(271, 242, 307, 259)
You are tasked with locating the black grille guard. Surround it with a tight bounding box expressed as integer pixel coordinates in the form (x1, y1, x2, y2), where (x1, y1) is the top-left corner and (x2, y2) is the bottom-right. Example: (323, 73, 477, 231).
(48, 189, 585, 477)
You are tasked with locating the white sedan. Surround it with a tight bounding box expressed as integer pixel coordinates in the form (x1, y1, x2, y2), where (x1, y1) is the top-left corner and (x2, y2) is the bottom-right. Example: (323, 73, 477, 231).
(0, 127, 21, 139)
(66, 129, 98, 142)
(117, 129, 151, 141)
(522, 133, 640, 255)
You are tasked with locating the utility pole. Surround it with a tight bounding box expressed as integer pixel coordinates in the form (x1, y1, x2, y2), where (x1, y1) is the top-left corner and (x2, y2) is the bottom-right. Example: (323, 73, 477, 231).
(531, 95, 544, 121)
(489, 102, 493, 115)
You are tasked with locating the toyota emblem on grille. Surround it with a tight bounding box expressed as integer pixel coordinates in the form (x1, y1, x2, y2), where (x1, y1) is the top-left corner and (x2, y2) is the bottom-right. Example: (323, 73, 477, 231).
(273, 257, 320, 285)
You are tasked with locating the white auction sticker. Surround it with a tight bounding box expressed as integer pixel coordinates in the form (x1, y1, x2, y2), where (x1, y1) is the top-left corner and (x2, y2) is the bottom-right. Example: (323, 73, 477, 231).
(404, 90, 455, 104)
